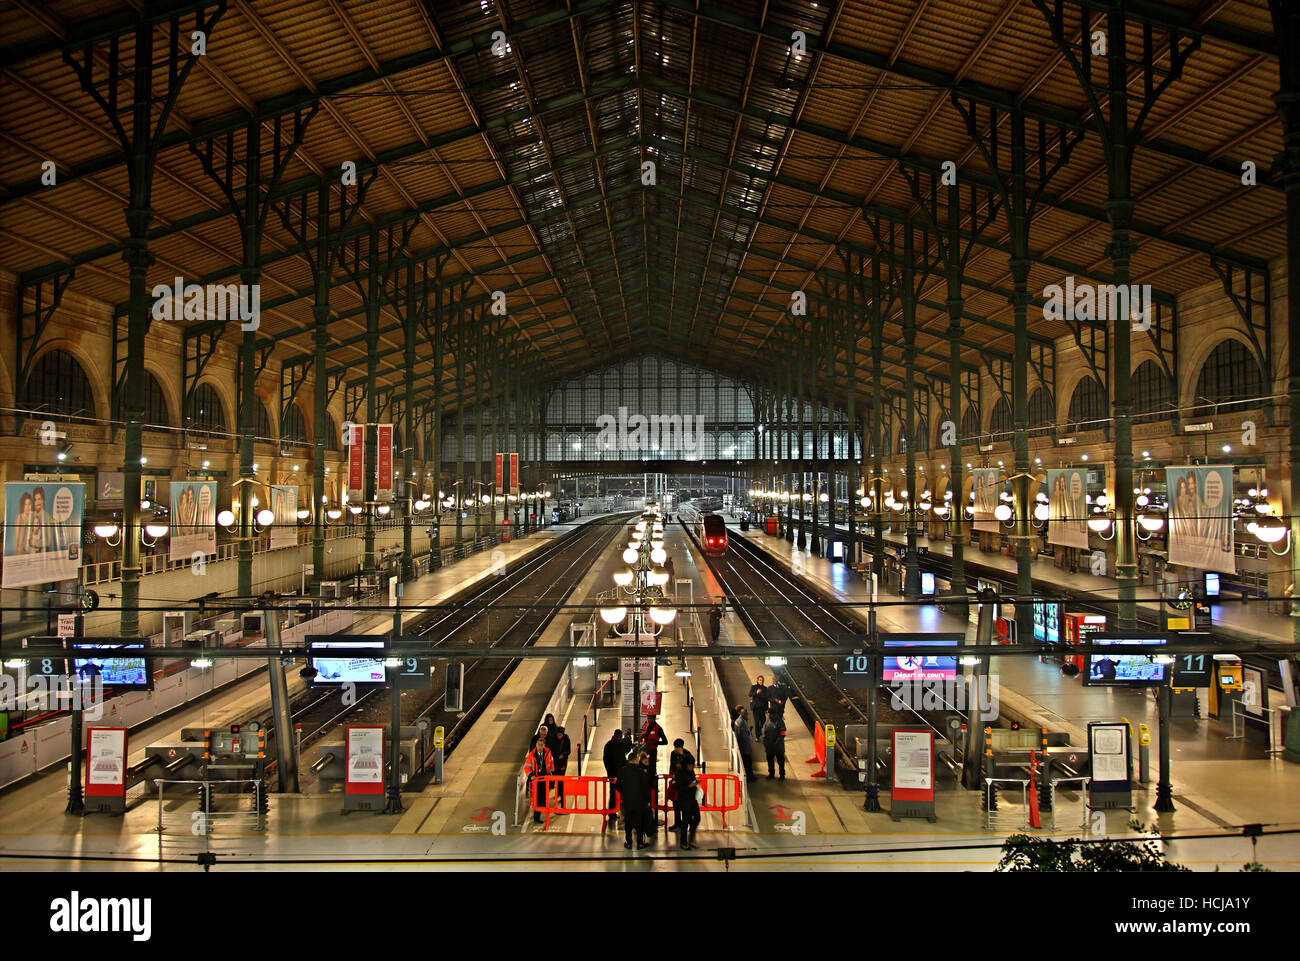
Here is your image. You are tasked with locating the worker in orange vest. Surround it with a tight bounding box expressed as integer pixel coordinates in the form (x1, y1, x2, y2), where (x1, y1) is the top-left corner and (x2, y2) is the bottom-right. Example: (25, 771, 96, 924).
(523, 733, 555, 824)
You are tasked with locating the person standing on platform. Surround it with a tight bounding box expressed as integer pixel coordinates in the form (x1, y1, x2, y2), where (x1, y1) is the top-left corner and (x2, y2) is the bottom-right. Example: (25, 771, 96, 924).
(523, 735, 555, 824)
(552, 725, 572, 807)
(676, 764, 702, 850)
(616, 751, 653, 850)
(766, 678, 786, 720)
(603, 729, 630, 825)
(732, 705, 755, 780)
(543, 714, 560, 754)
(762, 710, 787, 781)
(667, 738, 696, 829)
(640, 716, 669, 822)
(749, 676, 768, 732)
(708, 604, 722, 644)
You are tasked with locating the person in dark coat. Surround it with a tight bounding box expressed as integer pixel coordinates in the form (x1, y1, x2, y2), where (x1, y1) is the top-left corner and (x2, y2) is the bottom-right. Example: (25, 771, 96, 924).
(543, 714, 561, 755)
(602, 729, 630, 824)
(616, 751, 654, 849)
(748, 676, 768, 731)
(552, 725, 572, 806)
(667, 738, 696, 829)
(676, 764, 702, 850)
(732, 705, 755, 780)
(708, 604, 722, 644)
(766, 678, 786, 719)
(762, 710, 787, 780)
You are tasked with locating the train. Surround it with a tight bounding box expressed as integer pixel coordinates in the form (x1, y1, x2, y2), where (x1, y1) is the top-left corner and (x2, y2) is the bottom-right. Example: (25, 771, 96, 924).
(680, 501, 729, 556)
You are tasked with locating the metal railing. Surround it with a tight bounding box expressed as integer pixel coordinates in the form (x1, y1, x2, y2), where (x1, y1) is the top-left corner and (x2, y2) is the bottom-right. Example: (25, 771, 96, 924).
(983, 777, 1030, 831)
(155, 778, 266, 839)
(1048, 776, 1092, 832)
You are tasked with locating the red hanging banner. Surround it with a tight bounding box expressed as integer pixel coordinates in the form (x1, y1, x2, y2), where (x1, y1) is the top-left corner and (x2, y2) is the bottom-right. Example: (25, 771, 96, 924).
(509, 452, 519, 494)
(376, 424, 393, 502)
(346, 423, 365, 501)
(494, 452, 504, 495)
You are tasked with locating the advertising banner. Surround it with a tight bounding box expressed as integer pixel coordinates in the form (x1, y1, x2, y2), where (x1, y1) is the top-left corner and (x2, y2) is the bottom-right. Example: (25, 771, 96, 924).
(269, 485, 298, 550)
(346, 423, 365, 501)
(376, 424, 393, 502)
(971, 468, 1001, 533)
(494, 453, 504, 495)
(168, 480, 217, 562)
(1046, 467, 1089, 549)
(96, 471, 124, 509)
(1165, 465, 1235, 573)
(345, 726, 385, 794)
(85, 728, 127, 797)
(2, 481, 83, 588)
(509, 452, 519, 495)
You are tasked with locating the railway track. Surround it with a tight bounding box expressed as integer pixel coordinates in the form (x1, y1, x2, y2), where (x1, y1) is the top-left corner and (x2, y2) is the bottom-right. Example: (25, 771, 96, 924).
(256, 515, 632, 781)
(683, 521, 969, 778)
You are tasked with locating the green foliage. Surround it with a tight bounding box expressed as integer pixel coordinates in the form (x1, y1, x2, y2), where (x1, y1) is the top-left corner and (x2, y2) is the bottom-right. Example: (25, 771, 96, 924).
(1239, 861, 1270, 873)
(997, 833, 1190, 872)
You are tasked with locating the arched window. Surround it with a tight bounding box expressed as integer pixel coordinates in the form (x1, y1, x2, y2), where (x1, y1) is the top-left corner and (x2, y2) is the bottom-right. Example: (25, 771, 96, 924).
(914, 419, 929, 453)
(896, 427, 908, 455)
(961, 407, 979, 441)
(1193, 339, 1264, 416)
(281, 403, 309, 447)
(989, 397, 1012, 439)
(185, 382, 226, 436)
(324, 413, 339, 451)
(23, 349, 96, 421)
(1067, 376, 1108, 432)
(1132, 361, 1173, 425)
(112, 369, 171, 430)
(254, 398, 273, 441)
(1028, 387, 1054, 437)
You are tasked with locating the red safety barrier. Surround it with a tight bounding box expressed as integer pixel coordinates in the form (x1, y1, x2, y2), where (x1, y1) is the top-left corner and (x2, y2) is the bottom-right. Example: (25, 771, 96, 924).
(533, 774, 619, 830)
(651, 773, 743, 828)
(806, 721, 827, 777)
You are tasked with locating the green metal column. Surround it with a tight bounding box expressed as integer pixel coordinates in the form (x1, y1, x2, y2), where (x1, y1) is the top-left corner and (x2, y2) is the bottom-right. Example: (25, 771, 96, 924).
(402, 263, 417, 581)
(1271, 0, 1300, 651)
(901, 225, 920, 597)
(363, 231, 379, 576)
(943, 189, 968, 612)
(870, 253, 886, 581)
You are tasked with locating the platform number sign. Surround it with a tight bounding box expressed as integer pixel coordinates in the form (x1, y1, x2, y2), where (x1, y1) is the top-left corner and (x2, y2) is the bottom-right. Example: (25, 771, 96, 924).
(1171, 653, 1213, 689)
(837, 654, 873, 689)
(391, 656, 433, 691)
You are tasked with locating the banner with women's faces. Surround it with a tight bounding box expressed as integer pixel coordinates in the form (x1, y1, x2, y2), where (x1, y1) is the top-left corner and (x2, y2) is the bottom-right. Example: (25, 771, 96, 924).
(168, 480, 217, 562)
(1166, 466, 1235, 574)
(971, 468, 1002, 533)
(2, 482, 84, 588)
(1046, 468, 1089, 549)
(269, 485, 298, 550)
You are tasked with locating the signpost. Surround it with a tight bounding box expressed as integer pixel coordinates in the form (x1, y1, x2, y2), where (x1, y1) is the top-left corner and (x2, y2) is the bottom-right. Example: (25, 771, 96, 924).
(83, 727, 127, 814)
(1087, 721, 1132, 809)
(344, 725, 386, 812)
(889, 728, 936, 822)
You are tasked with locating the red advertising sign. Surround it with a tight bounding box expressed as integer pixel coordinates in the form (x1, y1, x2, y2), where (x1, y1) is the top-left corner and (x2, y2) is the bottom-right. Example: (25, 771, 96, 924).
(509, 452, 519, 494)
(345, 725, 386, 795)
(640, 689, 662, 716)
(346, 423, 365, 500)
(494, 453, 504, 495)
(84, 727, 127, 798)
(376, 424, 393, 502)
(890, 728, 935, 804)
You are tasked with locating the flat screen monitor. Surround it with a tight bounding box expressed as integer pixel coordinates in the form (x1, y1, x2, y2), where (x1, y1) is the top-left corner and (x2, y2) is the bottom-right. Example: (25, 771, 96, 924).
(1033, 602, 1061, 644)
(882, 638, 957, 681)
(920, 572, 935, 596)
(309, 639, 386, 685)
(1083, 636, 1168, 686)
(70, 642, 151, 690)
(1204, 572, 1220, 597)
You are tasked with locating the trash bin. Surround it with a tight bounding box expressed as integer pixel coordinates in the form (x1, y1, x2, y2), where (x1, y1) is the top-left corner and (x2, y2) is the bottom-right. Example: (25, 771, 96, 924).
(765, 515, 779, 535)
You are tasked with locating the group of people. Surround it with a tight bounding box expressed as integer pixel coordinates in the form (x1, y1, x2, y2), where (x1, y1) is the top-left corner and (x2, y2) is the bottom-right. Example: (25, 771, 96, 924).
(731, 674, 787, 780)
(601, 720, 703, 849)
(521, 674, 794, 851)
(523, 714, 572, 822)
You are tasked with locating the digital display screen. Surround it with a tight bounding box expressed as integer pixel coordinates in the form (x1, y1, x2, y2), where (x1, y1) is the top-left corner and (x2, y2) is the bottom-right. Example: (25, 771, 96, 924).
(882, 639, 957, 681)
(1204, 572, 1220, 597)
(920, 572, 935, 596)
(1083, 637, 1168, 686)
(71, 643, 150, 689)
(1033, 602, 1060, 644)
(309, 639, 385, 685)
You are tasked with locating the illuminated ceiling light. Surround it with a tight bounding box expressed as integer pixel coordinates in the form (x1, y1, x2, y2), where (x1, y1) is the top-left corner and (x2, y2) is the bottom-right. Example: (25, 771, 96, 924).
(217, 509, 235, 527)
(650, 547, 668, 564)
(622, 548, 639, 564)
(647, 607, 676, 625)
(1033, 503, 1050, 522)
(255, 509, 274, 527)
(144, 522, 169, 539)
(613, 569, 634, 587)
(994, 503, 1013, 522)
(599, 607, 627, 625)
(1249, 515, 1287, 544)
(92, 523, 119, 539)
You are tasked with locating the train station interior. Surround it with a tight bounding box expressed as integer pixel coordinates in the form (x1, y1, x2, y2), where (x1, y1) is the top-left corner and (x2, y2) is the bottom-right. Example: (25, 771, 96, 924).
(0, 0, 1298, 889)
